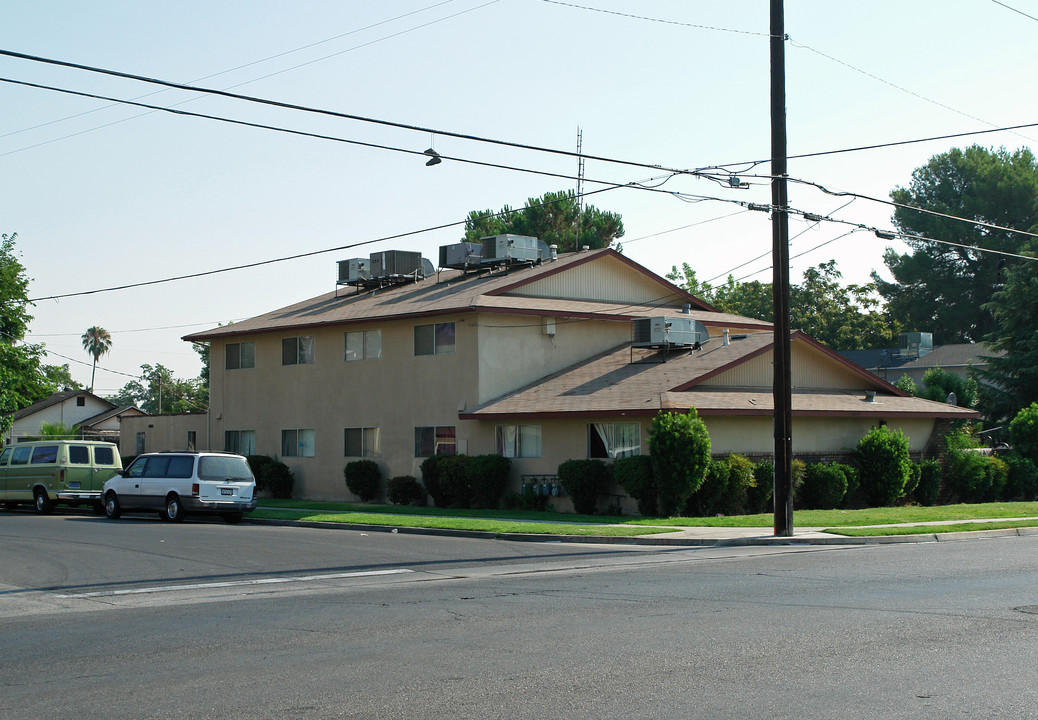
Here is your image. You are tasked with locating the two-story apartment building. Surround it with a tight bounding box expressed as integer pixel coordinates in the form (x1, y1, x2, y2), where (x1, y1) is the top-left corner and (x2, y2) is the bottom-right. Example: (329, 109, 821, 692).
(184, 247, 974, 501)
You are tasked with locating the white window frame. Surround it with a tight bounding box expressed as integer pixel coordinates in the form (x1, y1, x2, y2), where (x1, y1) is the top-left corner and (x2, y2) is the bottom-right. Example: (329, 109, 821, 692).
(344, 427, 381, 457)
(282, 428, 315, 457)
(496, 424, 542, 458)
(224, 429, 256, 456)
(282, 336, 315, 366)
(225, 341, 256, 370)
(414, 322, 455, 356)
(345, 329, 381, 362)
(588, 422, 641, 459)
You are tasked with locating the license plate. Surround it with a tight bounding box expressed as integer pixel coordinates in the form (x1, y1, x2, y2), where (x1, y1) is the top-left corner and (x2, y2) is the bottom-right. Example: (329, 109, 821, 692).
(70, 482, 81, 489)
(220, 487, 234, 496)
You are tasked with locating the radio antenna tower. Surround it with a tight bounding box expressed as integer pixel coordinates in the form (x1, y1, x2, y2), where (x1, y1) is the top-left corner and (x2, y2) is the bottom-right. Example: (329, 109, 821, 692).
(575, 126, 585, 246)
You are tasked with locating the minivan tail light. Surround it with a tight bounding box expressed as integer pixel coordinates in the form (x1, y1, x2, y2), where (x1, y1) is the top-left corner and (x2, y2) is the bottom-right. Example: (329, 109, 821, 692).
(191, 483, 199, 496)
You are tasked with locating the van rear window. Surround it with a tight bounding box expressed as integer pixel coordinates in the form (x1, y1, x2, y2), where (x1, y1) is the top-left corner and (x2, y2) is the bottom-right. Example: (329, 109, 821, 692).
(69, 446, 90, 464)
(94, 447, 115, 466)
(30, 445, 59, 464)
(198, 456, 253, 481)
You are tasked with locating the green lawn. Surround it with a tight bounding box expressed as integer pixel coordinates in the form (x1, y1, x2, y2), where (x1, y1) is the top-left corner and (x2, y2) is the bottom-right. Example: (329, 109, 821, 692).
(253, 499, 1038, 537)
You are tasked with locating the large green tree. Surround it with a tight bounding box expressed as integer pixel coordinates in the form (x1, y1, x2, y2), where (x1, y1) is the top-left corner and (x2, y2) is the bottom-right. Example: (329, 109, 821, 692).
(667, 260, 898, 350)
(873, 145, 1038, 343)
(0, 233, 49, 432)
(106, 363, 207, 414)
(977, 241, 1038, 422)
(463, 189, 624, 252)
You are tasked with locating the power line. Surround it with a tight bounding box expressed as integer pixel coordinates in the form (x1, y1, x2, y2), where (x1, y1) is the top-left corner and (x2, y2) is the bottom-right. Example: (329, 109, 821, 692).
(990, 0, 1038, 24)
(539, 0, 774, 36)
(0, 0, 467, 142)
(0, 48, 682, 177)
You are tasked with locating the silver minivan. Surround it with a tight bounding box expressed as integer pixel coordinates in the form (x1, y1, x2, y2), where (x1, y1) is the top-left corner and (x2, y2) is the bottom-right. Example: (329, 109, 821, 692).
(102, 451, 257, 523)
(0, 440, 122, 513)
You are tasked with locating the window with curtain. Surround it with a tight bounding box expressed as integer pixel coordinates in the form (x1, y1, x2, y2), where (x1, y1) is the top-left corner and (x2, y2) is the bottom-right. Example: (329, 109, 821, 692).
(345, 329, 381, 361)
(344, 427, 381, 457)
(281, 428, 315, 457)
(414, 426, 456, 456)
(588, 422, 640, 459)
(282, 336, 314, 365)
(496, 425, 542, 458)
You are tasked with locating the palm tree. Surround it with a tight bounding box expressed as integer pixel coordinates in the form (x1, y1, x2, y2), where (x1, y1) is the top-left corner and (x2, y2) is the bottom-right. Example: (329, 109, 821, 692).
(81, 326, 112, 393)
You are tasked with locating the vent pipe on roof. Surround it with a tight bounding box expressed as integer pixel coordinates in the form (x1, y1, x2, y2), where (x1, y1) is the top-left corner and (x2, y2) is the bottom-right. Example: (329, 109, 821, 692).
(865, 390, 876, 402)
(723, 328, 730, 346)
(550, 244, 558, 261)
(581, 245, 589, 252)
(682, 303, 691, 314)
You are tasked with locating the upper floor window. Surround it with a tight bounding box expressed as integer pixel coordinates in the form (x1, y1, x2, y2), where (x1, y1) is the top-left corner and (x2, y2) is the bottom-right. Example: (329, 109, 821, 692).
(76, 396, 86, 407)
(414, 322, 455, 356)
(414, 426, 456, 457)
(588, 422, 640, 459)
(282, 336, 315, 366)
(345, 329, 381, 362)
(226, 341, 256, 370)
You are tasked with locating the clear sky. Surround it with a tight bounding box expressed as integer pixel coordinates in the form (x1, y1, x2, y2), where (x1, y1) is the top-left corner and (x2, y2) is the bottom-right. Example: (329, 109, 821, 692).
(3, 0, 1036, 395)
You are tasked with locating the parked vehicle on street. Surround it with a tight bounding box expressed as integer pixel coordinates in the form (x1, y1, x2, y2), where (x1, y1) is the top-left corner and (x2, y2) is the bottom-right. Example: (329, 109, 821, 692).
(0, 440, 122, 513)
(102, 451, 257, 523)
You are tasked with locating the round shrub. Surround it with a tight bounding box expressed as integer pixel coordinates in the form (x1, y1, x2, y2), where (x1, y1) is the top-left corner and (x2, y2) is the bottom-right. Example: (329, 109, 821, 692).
(944, 430, 1004, 503)
(614, 455, 656, 516)
(466, 454, 511, 509)
(558, 459, 608, 515)
(799, 463, 848, 510)
(913, 459, 942, 506)
(833, 463, 859, 507)
(436, 454, 473, 508)
(687, 458, 729, 517)
(649, 409, 711, 517)
(344, 459, 381, 502)
(247, 454, 294, 499)
(856, 426, 912, 506)
(1010, 403, 1038, 463)
(1004, 452, 1038, 501)
(387, 475, 426, 506)
(721, 454, 754, 516)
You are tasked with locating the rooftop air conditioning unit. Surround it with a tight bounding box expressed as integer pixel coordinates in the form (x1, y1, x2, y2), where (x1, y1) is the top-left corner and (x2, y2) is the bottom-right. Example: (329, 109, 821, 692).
(632, 316, 709, 348)
(480, 234, 541, 263)
(439, 242, 483, 269)
(370, 250, 423, 278)
(338, 258, 370, 284)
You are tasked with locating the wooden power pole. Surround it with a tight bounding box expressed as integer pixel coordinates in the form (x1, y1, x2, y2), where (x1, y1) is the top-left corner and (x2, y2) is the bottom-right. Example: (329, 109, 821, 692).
(771, 0, 794, 536)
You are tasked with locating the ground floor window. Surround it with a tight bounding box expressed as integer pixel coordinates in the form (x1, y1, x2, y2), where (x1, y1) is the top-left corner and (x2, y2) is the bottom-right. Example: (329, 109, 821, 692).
(414, 426, 456, 457)
(282, 428, 315, 457)
(225, 429, 256, 455)
(496, 424, 542, 458)
(345, 427, 381, 457)
(588, 422, 640, 459)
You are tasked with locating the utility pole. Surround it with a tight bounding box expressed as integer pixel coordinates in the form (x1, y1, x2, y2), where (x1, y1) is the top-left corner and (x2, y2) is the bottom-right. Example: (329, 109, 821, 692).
(771, 0, 794, 536)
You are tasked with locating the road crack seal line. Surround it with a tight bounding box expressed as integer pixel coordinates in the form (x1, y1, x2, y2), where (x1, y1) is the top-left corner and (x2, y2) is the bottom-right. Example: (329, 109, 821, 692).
(52, 568, 413, 598)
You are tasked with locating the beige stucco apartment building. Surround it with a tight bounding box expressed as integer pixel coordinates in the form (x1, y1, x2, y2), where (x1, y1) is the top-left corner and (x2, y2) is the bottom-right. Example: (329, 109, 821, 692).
(184, 247, 974, 503)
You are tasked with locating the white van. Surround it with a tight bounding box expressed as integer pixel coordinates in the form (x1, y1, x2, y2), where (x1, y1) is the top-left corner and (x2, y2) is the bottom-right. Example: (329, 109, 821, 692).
(0, 440, 122, 513)
(102, 451, 257, 523)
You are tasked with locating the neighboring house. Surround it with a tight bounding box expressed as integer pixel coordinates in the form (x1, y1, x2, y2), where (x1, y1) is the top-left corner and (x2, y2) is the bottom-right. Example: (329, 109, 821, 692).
(5, 390, 142, 444)
(184, 247, 976, 503)
(839, 339, 1002, 387)
(119, 412, 209, 458)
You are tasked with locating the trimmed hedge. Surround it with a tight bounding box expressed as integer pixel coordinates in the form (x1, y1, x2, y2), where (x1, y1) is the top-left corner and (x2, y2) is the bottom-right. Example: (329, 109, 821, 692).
(344, 459, 381, 502)
(614, 455, 656, 516)
(558, 459, 608, 515)
(387, 475, 427, 506)
(246, 454, 294, 499)
(649, 409, 711, 517)
(856, 427, 912, 506)
(466, 454, 511, 509)
(799, 463, 848, 510)
(913, 459, 942, 506)
(1010, 403, 1038, 463)
(1004, 452, 1038, 501)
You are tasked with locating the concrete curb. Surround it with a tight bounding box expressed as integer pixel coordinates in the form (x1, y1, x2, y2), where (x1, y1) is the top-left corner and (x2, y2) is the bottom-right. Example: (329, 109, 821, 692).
(246, 516, 1038, 547)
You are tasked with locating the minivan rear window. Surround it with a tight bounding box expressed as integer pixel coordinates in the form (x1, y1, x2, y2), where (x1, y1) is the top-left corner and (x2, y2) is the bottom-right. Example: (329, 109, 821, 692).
(198, 456, 253, 481)
(30, 445, 59, 464)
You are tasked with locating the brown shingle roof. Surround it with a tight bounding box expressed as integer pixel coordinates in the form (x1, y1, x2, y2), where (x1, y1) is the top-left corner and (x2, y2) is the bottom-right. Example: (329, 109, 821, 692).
(460, 333, 978, 420)
(183, 249, 770, 342)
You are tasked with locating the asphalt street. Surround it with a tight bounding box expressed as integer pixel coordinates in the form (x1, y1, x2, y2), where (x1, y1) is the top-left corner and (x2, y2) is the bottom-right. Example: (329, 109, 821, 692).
(2, 511, 1037, 719)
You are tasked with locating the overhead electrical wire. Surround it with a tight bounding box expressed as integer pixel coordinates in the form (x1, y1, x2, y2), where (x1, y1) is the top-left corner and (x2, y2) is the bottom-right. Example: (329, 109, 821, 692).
(539, 0, 774, 36)
(0, 0, 468, 142)
(989, 0, 1038, 25)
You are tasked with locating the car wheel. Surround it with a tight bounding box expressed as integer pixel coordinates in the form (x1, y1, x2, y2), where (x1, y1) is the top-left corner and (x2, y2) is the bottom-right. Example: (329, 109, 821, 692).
(104, 492, 121, 520)
(33, 489, 53, 515)
(164, 494, 185, 522)
(222, 512, 243, 524)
